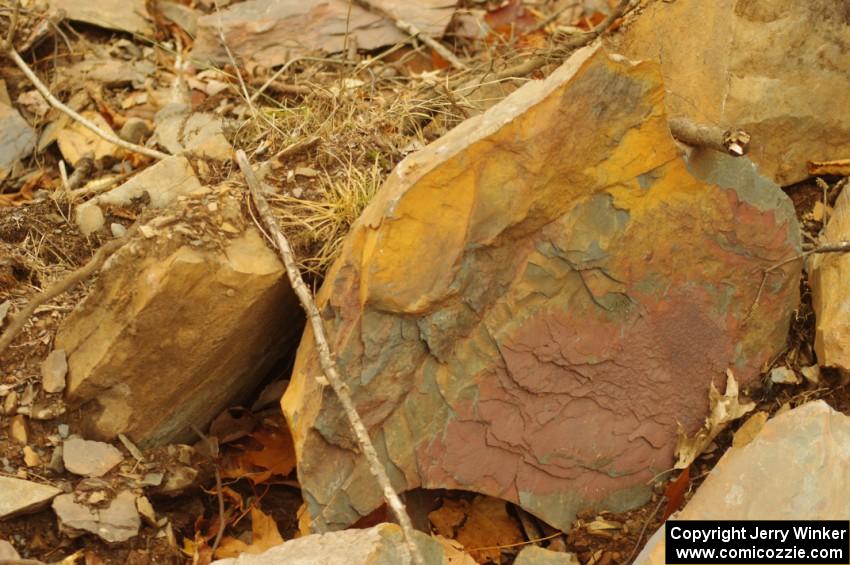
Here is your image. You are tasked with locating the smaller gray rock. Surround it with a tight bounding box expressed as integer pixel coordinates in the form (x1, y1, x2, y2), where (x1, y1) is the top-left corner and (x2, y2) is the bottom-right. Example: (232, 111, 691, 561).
(0, 102, 36, 175)
(53, 490, 140, 544)
(63, 436, 123, 477)
(515, 546, 580, 565)
(119, 117, 152, 144)
(0, 476, 62, 519)
(110, 223, 127, 238)
(41, 349, 68, 393)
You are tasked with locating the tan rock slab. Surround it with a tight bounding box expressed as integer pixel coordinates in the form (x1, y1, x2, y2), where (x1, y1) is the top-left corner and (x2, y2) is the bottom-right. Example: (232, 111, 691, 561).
(50, 0, 153, 35)
(41, 349, 68, 393)
(53, 490, 140, 544)
(635, 401, 850, 565)
(56, 224, 301, 446)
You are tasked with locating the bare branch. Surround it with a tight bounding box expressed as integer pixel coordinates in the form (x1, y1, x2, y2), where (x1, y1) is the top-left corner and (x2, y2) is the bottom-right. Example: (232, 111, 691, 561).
(4, 48, 170, 160)
(235, 150, 425, 565)
(669, 117, 751, 156)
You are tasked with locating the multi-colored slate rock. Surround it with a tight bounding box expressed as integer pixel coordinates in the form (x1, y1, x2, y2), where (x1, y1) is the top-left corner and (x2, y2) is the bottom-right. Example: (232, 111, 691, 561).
(282, 46, 801, 532)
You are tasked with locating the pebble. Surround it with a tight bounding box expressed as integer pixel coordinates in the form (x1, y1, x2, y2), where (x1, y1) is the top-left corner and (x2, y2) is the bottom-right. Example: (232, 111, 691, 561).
(9, 415, 28, 444)
(41, 349, 68, 393)
(63, 436, 123, 477)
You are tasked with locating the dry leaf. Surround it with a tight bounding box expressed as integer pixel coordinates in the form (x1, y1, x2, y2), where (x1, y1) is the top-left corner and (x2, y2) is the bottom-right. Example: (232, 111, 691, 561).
(220, 423, 296, 484)
(661, 467, 690, 522)
(674, 369, 754, 469)
(732, 411, 768, 448)
(56, 111, 119, 163)
(214, 507, 284, 559)
(429, 498, 468, 538)
(460, 496, 523, 563)
(434, 535, 478, 565)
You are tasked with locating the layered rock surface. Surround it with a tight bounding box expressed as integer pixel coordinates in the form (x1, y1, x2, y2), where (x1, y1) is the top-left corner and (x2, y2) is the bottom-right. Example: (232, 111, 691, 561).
(612, 0, 850, 186)
(57, 197, 302, 446)
(282, 46, 802, 532)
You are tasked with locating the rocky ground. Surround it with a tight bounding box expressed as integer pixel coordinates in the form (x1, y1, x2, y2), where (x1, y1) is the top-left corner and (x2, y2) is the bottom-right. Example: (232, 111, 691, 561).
(1, 0, 850, 564)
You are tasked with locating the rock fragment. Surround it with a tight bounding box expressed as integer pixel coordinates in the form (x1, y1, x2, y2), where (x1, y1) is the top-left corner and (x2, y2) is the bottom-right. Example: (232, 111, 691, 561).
(56, 221, 301, 446)
(808, 185, 850, 374)
(152, 104, 232, 160)
(0, 102, 36, 179)
(62, 436, 123, 477)
(50, 0, 153, 35)
(9, 415, 28, 445)
(41, 349, 68, 393)
(515, 546, 580, 565)
(211, 523, 446, 565)
(53, 490, 141, 544)
(634, 401, 850, 565)
(283, 46, 801, 532)
(0, 476, 62, 519)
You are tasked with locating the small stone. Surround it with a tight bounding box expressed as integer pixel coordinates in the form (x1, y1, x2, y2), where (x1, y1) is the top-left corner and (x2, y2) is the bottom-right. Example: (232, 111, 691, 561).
(118, 117, 152, 144)
(294, 166, 319, 178)
(23, 446, 41, 467)
(769, 366, 800, 385)
(0, 540, 20, 560)
(136, 496, 157, 526)
(53, 490, 141, 544)
(41, 349, 68, 393)
(9, 415, 28, 445)
(88, 491, 106, 504)
(0, 476, 62, 519)
(110, 223, 127, 238)
(3, 390, 17, 415)
(515, 546, 580, 565)
(58, 424, 70, 438)
(48, 447, 65, 474)
(141, 472, 163, 487)
(800, 365, 821, 385)
(76, 204, 106, 236)
(63, 436, 123, 477)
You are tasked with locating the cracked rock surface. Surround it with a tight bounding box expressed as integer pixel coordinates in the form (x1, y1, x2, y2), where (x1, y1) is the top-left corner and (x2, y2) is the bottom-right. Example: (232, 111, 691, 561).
(283, 46, 802, 532)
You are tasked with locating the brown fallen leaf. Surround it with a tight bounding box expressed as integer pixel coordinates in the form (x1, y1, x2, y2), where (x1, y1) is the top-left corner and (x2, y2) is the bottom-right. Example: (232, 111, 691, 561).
(430, 495, 524, 564)
(661, 466, 690, 521)
(214, 507, 284, 559)
(674, 369, 755, 469)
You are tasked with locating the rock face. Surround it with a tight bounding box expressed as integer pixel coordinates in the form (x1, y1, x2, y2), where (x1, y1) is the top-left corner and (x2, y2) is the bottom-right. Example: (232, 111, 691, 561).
(211, 523, 447, 565)
(282, 46, 801, 533)
(808, 186, 850, 373)
(634, 401, 850, 565)
(612, 0, 850, 186)
(56, 217, 301, 446)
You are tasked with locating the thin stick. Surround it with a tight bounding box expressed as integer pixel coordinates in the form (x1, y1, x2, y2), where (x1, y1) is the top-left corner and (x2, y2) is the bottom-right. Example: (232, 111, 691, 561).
(668, 117, 750, 156)
(4, 49, 169, 160)
(236, 150, 425, 565)
(0, 224, 138, 356)
(1, 0, 20, 50)
(354, 0, 467, 71)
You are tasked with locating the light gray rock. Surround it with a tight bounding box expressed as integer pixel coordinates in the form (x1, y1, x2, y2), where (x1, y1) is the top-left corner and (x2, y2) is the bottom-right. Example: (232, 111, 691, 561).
(74, 155, 203, 235)
(118, 117, 152, 145)
(515, 546, 580, 565)
(152, 104, 232, 160)
(211, 523, 447, 565)
(53, 490, 140, 544)
(0, 102, 36, 178)
(635, 401, 850, 565)
(0, 476, 62, 519)
(41, 349, 68, 393)
(62, 436, 123, 477)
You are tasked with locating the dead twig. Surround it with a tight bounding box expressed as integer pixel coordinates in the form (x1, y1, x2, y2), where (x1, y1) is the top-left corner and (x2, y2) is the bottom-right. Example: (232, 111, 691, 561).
(236, 150, 425, 565)
(668, 117, 750, 156)
(0, 224, 139, 357)
(354, 0, 467, 71)
(808, 158, 850, 177)
(748, 241, 850, 319)
(1, 0, 20, 50)
(3, 49, 169, 160)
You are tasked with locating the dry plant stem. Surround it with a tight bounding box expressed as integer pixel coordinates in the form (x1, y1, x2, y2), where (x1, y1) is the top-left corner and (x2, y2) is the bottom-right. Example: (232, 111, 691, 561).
(354, 0, 467, 70)
(668, 117, 750, 156)
(0, 224, 138, 356)
(5, 49, 169, 160)
(1, 0, 20, 50)
(626, 496, 666, 564)
(236, 150, 425, 565)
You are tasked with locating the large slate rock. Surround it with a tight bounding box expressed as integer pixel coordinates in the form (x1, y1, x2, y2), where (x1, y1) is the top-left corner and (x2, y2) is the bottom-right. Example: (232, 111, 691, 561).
(634, 401, 850, 565)
(283, 46, 801, 532)
(808, 186, 850, 373)
(56, 216, 301, 446)
(612, 0, 850, 186)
